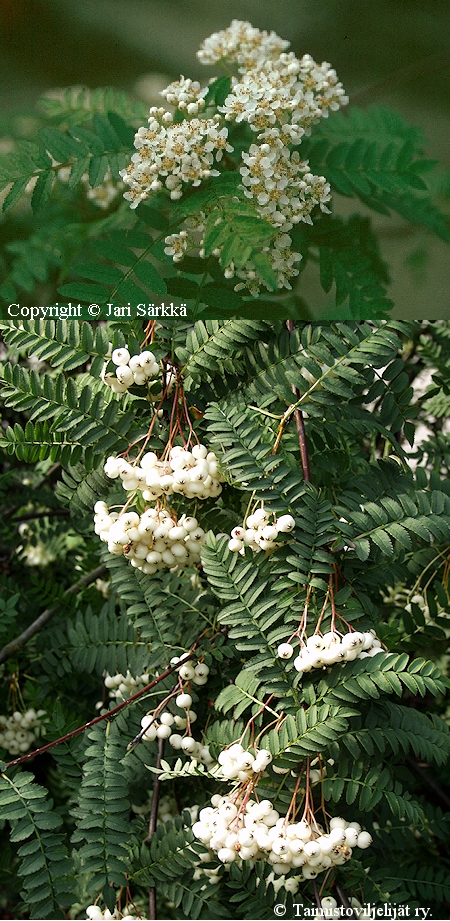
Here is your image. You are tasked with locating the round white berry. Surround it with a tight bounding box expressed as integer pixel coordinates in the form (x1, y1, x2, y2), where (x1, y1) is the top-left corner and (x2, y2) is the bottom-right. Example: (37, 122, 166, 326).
(276, 514, 295, 532)
(112, 347, 130, 366)
(176, 693, 193, 710)
(357, 831, 373, 849)
(277, 643, 294, 659)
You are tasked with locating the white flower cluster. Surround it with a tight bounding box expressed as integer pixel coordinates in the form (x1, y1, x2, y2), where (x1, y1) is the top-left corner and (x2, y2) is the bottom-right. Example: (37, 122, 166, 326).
(120, 111, 232, 208)
(197, 19, 289, 68)
(0, 709, 46, 756)
(94, 503, 207, 574)
(193, 797, 372, 876)
(120, 20, 347, 296)
(228, 510, 295, 553)
(103, 444, 224, 500)
(160, 76, 208, 115)
(218, 52, 347, 134)
(102, 346, 160, 394)
(195, 20, 347, 295)
(140, 661, 214, 767)
(239, 141, 331, 229)
(277, 629, 385, 674)
(104, 669, 150, 700)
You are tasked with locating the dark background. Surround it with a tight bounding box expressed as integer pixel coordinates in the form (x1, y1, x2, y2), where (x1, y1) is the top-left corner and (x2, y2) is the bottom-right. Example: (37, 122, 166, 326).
(0, 0, 449, 317)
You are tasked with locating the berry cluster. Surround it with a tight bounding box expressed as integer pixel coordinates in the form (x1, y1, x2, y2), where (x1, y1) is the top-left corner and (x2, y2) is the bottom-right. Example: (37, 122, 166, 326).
(0, 708, 46, 756)
(104, 669, 150, 700)
(132, 792, 199, 827)
(170, 655, 210, 687)
(193, 798, 372, 876)
(20, 541, 56, 567)
(103, 444, 224, 501)
(277, 629, 385, 674)
(94, 503, 206, 574)
(85, 907, 148, 921)
(228, 509, 295, 553)
(217, 742, 273, 779)
(102, 347, 160, 394)
(140, 662, 214, 768)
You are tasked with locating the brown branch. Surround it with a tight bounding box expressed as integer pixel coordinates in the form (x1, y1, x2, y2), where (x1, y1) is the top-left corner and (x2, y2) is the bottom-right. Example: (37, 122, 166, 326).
(335, 884, 356, 919)
(146, 737, 165, 921)
(0, 563, 108, 666)
(3, 658, 190, 771)
(286, 320, 311, 483)
(127, 684, 182, 752)
(312, 879, 322, 911)
(292, 403, 311, 483)
(11, 508, 70, 524)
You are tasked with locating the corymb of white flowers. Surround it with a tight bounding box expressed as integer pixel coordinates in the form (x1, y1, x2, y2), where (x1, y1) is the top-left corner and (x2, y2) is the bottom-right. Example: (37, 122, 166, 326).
(120, 20, 348, 296)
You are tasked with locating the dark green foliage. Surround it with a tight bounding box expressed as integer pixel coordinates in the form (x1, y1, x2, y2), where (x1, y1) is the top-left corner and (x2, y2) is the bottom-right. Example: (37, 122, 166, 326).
(71, 723, 131, 895)
(131, 813, 216, 919)
(66, 602, 151, 678)
(0, 772, 74, 919)
(0, 113, 133, 214)
(0, 360, 139, 468)
(302, 106, 449, 234)
(0, 318, 449, 920)
(0, 318, 110, 374)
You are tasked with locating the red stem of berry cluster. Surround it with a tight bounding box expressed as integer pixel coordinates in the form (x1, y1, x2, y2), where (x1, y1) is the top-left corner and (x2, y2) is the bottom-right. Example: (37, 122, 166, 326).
(290, 584, 313, 644)
(240, 694, 275, 746)
(141, 320, 156, 348)
(329, 572, 353, 633)
(301, 757, 320, 831)
(284, 775, 302, 826)
(124, 362, 198, 472)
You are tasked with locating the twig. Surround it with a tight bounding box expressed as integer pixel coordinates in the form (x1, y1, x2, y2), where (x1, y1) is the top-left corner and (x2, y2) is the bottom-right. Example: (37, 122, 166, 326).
(292, 404, 311, 483)
(312, 879, 322, 911)
(286, 320, 311, 483)
(0, 563, 107, 666)
(146, 737, 165, 921)
(3, 658, 190, 770)
(11, 508, 70, 524)
(335, 884, 356, 919)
